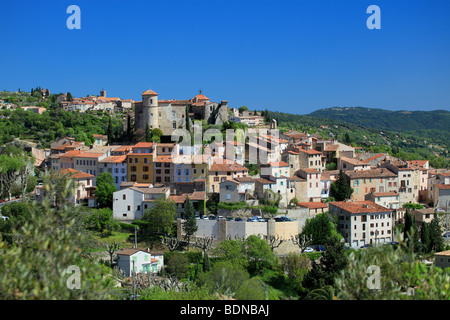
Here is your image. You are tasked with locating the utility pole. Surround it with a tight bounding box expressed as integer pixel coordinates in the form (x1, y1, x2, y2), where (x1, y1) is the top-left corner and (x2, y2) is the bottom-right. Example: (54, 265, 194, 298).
(134, 226, 139, 249)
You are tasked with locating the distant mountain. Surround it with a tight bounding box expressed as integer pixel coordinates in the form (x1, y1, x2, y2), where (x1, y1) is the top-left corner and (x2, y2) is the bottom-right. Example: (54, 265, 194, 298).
(308, 107, 450, 132)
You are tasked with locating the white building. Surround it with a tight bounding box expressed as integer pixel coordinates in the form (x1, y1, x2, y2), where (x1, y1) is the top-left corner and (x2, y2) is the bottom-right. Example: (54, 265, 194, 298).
(116, 249, 164, 277)
(329, 200, 393, 248)
(112, 185, 170, 221)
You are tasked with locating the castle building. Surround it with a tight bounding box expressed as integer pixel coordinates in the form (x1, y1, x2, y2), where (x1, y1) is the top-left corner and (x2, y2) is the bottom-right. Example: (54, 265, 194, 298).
(134, 89, 229, 135)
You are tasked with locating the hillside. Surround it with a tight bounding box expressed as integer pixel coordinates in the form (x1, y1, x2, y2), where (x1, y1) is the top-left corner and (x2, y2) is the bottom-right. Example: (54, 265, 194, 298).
(308, 107, 450, 132)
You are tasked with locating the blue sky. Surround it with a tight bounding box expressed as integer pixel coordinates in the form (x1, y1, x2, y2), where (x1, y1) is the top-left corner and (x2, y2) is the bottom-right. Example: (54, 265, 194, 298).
(1, 0, 449, 114)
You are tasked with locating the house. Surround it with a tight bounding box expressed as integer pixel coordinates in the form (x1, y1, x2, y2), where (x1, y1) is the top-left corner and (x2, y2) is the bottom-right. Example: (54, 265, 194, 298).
(434, 250, 450, 270)
(345, 168, 398, 202)
(112, 185, 170, 221)
(296, 169, 322, 202)
(98, 155, 127, 190)
(282, 146, 323, 174)
(297, 202, 328, 215)
(337, 156, 371, 171)
(60, 168, 95, 205)
(74, 152, 107, 184)
(208, 160, 248, 193)
(126, 142, 155, 183)
(380, 160, 420, 205)
(411, 208, 436, 226)
(433, 184, 450, 210)
(169, 191, 206, 218)
(365, 191, 403, 225)
(329, 200, 393, 248)
(260, 161, 290, 178)
(116, 249, 164, 277)
(255, 175, 289, 207)
(219, 180, 245, 203)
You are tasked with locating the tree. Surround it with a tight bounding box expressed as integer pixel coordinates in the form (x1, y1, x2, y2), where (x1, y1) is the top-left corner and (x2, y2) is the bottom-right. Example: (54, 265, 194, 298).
(95, 172, 117, 209)
(238, 106, 248, 114)
(150, 128, 163, 143)
(105, 241, 122, 266)
(107, 116, 113, 145)
(245, 235, 277, 274)
(67, 92, 73, 101)
(145, 122, 152, 142)
(166, 252, 189, 280)
(185, 104, 191, 132)
(420, 221, 431, 253)
(212, 238, 248, 269)
(86, 208, 119, 235)
(143, 197, 177, 236)
(403, 209, 419, 252)
(0, 154, 24, 201)
(330, 170, 353, 201)
(429, 215, 444, 252)
(302, 236, 348, 292)
(300, 212, 342, 245)
(0, 181, 116, 299)
(183, 196, 197, 250)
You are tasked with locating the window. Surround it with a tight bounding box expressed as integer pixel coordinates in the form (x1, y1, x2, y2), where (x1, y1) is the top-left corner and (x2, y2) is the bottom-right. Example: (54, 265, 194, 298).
(143, 174, 149, 180)
(131, 166, 136, 172)
(143, 166, 149, 172)
(127, 205, 130, 211)
(137, 205, 140, 211)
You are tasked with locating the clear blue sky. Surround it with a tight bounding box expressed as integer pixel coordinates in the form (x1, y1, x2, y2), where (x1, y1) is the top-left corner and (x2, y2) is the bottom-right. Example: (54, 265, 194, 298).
(1, 0, 449, 114)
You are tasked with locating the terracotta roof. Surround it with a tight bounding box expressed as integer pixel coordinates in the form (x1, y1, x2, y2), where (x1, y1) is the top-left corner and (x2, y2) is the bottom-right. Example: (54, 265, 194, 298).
(142, 89, 158, 96)
(255, 178, 275, 185)
(345, 168, 397, 179)
(298, 148, 322, 155)
(193, 93, 209, 101)
(234, 177, 256, 183)
(74, 152, 104, 158)
(436, 184, 450, 190)
(329, 201, 391, 214)
(268, 161, 289, 167)
(363, 154, 385, 163)
(99, 155, 127, 163)
(371, 191, 399, 197)
(297, 202, 328, 209)
(60, 168, 94, 179)
(117, 249, 149, 256)
(324, 145, 339, 152)
(340, 156, 368, 166)
(133, 142, 155, 148)
(154, 155, 173, 163)
(210, 162, 248, 172)
(58, 150, 83, 158)
(169, 191, 206, 203)
(130, 186, 169, 194)
(435, 250, 450, 257)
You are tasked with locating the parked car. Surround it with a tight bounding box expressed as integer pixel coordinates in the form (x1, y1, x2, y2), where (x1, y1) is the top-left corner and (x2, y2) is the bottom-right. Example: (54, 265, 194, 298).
(442, 232, 450, 238)
(226, 217, 234, 221)
(208, 215, 217, 220)
(247, 218, 254, 222)
(235, 217, 243, 221)
(202, 215, 209, 220)
(303, 247, 314, 253)
(360, 244, 372, 249)
(275, 216, 292, 222)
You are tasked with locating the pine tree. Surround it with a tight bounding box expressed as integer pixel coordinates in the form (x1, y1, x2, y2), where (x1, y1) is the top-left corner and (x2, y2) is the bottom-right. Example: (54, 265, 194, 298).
(67, 92, 73, 101)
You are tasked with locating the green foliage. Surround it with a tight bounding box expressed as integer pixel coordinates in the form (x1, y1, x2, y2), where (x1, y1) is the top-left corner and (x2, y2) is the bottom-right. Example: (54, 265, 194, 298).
(301, 212, 342, 245)
(212, 238, 248, 269)
(195, 260, 250, 297)
(142, 197, 177, 236)
(95, 172, 117, 209)
(302, 236, 348, 292)
(235, 277, 277, 300)
(0, 180, 117, 299)
(330, 170, 353, 201)
(85, 208, 120, 236)
(335, 240, 450, 300)
(245, 235, 278, 274)
(183, 196, 198, 250)
(139, 284, 218, 300)
(403, 203, 424, 210)
(165, 252, 189, 280)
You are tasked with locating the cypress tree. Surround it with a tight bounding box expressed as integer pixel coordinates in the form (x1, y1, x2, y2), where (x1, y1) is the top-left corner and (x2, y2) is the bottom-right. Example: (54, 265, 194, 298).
(183, 196, 197, 251)
(107, 116, 113, 145)
(145, 122, 152, 142)
(420, 221, 431, 253)
(330, 170, 353, 201)
(185, 104, 191, 132)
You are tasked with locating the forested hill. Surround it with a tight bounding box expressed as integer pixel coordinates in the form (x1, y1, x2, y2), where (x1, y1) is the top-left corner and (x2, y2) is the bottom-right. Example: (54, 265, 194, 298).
(308, 107, 450, 132)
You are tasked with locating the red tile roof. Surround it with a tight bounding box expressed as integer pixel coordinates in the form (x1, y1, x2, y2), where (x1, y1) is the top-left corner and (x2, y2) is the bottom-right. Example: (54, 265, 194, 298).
(60, 168, 94, 179)
(142, 89, 158, 96)
(297, 202, 328, 209)
(330, 201, 391, 214)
